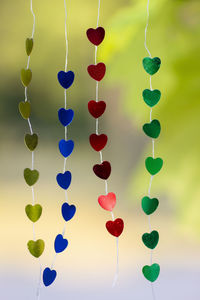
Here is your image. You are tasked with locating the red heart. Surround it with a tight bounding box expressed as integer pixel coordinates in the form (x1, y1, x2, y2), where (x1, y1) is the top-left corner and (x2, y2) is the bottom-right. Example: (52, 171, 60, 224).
(106, 218, 124, 237)
(88, 100, 106, 118)
(87, 63, 106, 81)
(93, 161, 111, 180)
(98, 192, 116, 211)
(86, 27, 105, 46)
(90, 134, 108, 152)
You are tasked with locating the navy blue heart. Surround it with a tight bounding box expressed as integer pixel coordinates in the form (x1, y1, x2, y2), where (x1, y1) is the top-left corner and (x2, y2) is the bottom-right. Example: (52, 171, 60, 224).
(62, 202, 76, 222)
(59, 140, 74, 158)
(54, 234, 69, 253)
(58, 108, 74, 127)
(57, 71, 75, 89)
(56, 171, 72, 190)
(43, 267, 57, 287)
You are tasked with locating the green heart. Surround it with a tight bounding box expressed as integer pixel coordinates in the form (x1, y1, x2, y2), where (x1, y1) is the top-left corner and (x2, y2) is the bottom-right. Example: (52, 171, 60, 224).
(142, 263, 160, 282)
(18, 101, 31, 119)
(143, 57, 161, 75)
(142, 230, 159, 249)
(142, 89, 161, 107)
(21, 68, 32, 87)
(141, 196, 159, 215)
(145, 157, 163, 175)
(27, 239, 45, 258)
(143, 119, 161, 139)
(24, 168, 39, 186)
(25, 134, 38, 151)
(25, 204, 42, 222)
(26, 38, 34, 56)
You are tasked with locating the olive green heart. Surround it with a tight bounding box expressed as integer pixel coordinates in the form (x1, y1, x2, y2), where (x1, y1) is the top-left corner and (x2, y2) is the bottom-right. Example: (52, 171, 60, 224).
(26, 38, 34, 56)
(18, 101, 31, 119)
(142, 263, 160, 282)
(25, 204, 42, 222)
(21, 68, 32, 87)
(143, 119, 161, 139)
(24, 168, 39, 186)
(141, 196, 159, 215)
(142, 230, 159, 249)
(27, 239, 45, 258)
(142, 89, 161, 107)
(143, 57, 161, 75)
(145, 157, 163, 175)
(25, 134, 38, 151)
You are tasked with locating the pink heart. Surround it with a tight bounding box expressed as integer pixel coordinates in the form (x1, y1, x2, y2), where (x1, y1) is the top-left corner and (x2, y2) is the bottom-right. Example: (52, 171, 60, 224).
(98, 192, 116, 211)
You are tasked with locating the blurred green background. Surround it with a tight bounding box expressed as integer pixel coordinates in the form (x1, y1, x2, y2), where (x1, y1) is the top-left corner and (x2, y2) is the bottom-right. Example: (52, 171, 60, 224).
(1, 0, 200, 299)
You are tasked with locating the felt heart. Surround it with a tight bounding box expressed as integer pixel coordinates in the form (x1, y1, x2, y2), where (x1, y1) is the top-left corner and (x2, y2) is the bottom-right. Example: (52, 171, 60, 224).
(56, 171, 72, 190)
(106, 218, 124, 237)
(87, 63, 106, 81)
(98, 192, 116, 211)
(21, 68, 32, 87)
(19, 101, 31, 119)
(57, 71, 75, 89)
(43, 268, 57, 287)
(89, 134, 108, 151)
(25, 204, 42, 222)
(59, 139, 74, 158)
(58, 108, 74, 127)
(93, 161, 111, 180)
(25, 133, 38, 151)
(142, 263, 160, 282)
(86, 27, 105, 46)
(62, 202, 76, 222)
(143, 57, 161, 75)
(142, 196, 159, 215)
(142, 89, 161, 107)
(142, 230, 159, 249)
(24, 168, 39, 186)
(27, 239, 45, 258)
(88, 100, 106, 118)
(145, 157, 163, 175)
(54, 234, 68, 253)
(143, 119, 161, 139)
(26, 38, 34, 56)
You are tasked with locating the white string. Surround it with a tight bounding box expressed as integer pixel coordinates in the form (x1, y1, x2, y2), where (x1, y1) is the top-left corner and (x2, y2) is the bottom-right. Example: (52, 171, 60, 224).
(144, 0, 152, 58)
(30, 0, 36, 39)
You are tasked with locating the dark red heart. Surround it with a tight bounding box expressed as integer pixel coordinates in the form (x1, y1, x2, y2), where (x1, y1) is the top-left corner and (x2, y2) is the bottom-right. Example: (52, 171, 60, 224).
(86, 27, 105, 46)
(106, 218, 124, 237)
(87, 63, 106, 81)
(88, 100, 106, 118)
(90, 134, 108, 151)
(93, 161, 111, 180)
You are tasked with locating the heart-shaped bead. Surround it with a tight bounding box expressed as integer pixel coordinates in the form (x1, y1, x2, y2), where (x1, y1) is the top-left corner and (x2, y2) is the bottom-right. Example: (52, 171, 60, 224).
(25, 204, 42, 222)
(141, 196, 159, 215)
(21, 69, 32, 87)
(54, 234, 68, 253)
(43, 268, 57, 287)
(27, 239, 45, 258)
(142, 89, 161, 107)
(143, 119, 161, 139)
(93, 161, 111, 180)
(89, 134, 108, 151)
(143, 57, 161, 75)
(24, 168, 39, 186)
(145, 157, 163, 175)
(88, 100, 106, 118)
(58, 108, 74, 127)
(19, 101, 31, 119)
(106, 218, 124, 237)
(98, 192, 116, 211)
(62, 202, 76, 222)
(57, 71, 75, 89)
(25, 133, 38, 151)
(86, 27, 105, 46)
(59, 139, 74, 158)
(142, 230, 159, 249)
(142, 263, 160, 282)
(26, 38, 34, 56)
(87, 63, 106, 81)
(56, 171, 72, 190)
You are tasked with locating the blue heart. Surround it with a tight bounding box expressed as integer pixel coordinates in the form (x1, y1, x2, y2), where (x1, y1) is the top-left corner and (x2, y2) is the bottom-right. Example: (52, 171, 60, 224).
(58, 108, 74, 127)
(57, 71, 75, 89)
(62, 202, 76, 222)
(54, 234, 69, 253)
(43, 267, 57, 287)
(56, 171, 72, 190)
(59, 140, 74, 158)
